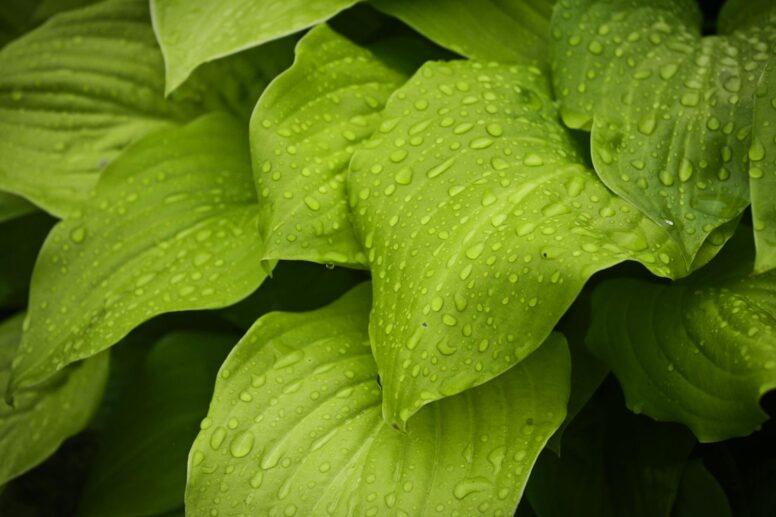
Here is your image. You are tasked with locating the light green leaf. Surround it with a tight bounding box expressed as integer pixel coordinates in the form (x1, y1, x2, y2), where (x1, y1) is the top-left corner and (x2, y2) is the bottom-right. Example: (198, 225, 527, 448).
(0, 0, 290, 217)
(371, 0, 554, 65)
(348, 60, 689, 428)
(0, 313, 108, 486)
(550, 0, 776, 261)
(150, 0, 358, 94)
(251, 25, 426, 267)
(8, 113, 267, 393)
(78, 331, 236, 517)
(186, 284, 570, 516)
(751, 57, 776, 273)
(0, 192, 36, 225)
(587, 233, 776, 441)
(0, 213, 54, 311)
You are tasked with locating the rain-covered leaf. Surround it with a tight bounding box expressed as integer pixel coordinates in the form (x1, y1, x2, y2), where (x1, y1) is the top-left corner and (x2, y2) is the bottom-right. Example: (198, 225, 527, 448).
(587, 232, 776, 441)
(0, 313, 108, 486)
(150, 0, 358, 93)
(8, 113, 267, 393)
(0, 0, 291, 217)
(550, 0, 776, 262)
(0, 213, 54, 311)
(348, 60, 690, 427)
(751, 57, 776, 273)
(78, 331, 236, 517)
(0, 193, 36, 224)
(371, 0, 554, 65)
(526, 386, 698, 517)
(251, 24, 428, 267)
(187, 284, 570, 516)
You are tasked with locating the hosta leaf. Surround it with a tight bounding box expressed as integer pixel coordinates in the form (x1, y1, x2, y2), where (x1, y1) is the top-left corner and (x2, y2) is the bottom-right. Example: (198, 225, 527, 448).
(8, 113, 267, 393)
(251, 25, 426, 267)
(0, 0, 291, 217)
(0, 213, 54, 311)
(751, 57, 776, 273)
(349, 60, 689, 427)
(0, 313, 108, 486)
(0, 193, 36, 224)
(187, 284, 570, 516)
(587, 233, 776, 441)
(150, 0, 358, 94)
(371, 0, 554, 65)
(79, 331, 236, 517)
(672, 460, 733, 517)
(550, 0, 776, 261)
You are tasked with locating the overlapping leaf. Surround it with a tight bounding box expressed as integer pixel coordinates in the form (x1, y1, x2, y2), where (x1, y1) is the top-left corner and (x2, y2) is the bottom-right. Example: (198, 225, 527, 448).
(0, 213, 54, 311)
(8, 113, 267, 393)
(79, 331, 236, 517)
(187, 284, 570, 516)
(348, 60, 690, 427)
(0, 313, 108, 486)
(150, 0, 357, 93)
(0, 193, 35, 224)
(371, 0, 554, 66)
(751, 57, 776, 273)
(0, 0, 292, 216)
(550, 0, 776, 262)
(251, 24, 428, 267)
(587, 234, 776, 441)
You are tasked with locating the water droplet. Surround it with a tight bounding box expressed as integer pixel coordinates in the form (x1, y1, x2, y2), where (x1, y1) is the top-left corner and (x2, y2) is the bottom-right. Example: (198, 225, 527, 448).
(229, 430, 255, 458)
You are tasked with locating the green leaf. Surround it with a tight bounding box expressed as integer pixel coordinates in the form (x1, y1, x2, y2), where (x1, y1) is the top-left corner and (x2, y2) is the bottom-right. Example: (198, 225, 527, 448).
(0, 0, 289, 217)
(751, 57, 776, 273)
(348, 60, 689, 428)
(550, 0, 776, 261)
(0, 193, 36, 224)
(150, 0, 358, 94)
(672, 459, 733, 517)
(0, 313, 108, 486)
(586, 232, 776, 441)
(371, 0, 554, 65)
(526, 388, 696, 517)
(186, 284, 570, 516)
(78, 331, 236, 517)
(0, 213, 54, 311)
(251, 24, 426, 267)
(8, 113, 267, 393)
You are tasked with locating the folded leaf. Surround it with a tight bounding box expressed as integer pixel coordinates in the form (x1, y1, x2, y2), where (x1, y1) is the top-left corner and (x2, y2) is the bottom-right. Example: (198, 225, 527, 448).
(0, 313, 108, 486)
(587, 233, 776, 441)
(8, 113, 267, 393)
(550, 0, 776, 262)
(186, 284, 570, 516)
(150, 0, 358, 93)
(349, 60, 689, 428)
(251, 25, 425, 267)
(751, 57, 776, 273)
(371, 0, 554, 65)
(79, 331, 236, 517)
(0, 0, 290, 217)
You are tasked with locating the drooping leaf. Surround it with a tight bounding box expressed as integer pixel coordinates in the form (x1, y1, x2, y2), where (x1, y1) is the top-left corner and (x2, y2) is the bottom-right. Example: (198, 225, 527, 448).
(0, 313, 108, 486)
(587, 232, 776, 441)
(186, 284, 570, 516)
(526, 385, 697, 517)
(78, 331, 236, 517)
(150, 0, 358, 94)
(8, 113, 267, 393)
(0, 0, 292, 217)
(348, 60, 690, 427)
(0, 212, 55, 311)
(371, 0, 554, 66)
(550, 0, 776, 262)
(0, 193, 36, 224)
(251, 24, 429, 267)
(672, 459, 733, 517)
(751, 57, 776, 273)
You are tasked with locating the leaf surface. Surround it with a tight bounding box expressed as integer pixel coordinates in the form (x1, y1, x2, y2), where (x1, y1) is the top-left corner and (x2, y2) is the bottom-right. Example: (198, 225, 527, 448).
(550, 0, 776, 261)
(751, 57, 776, 273)
(79, 331, 236, 517)
(9, 113, 266, 393)
(251, 25, 426, 267)
(587, 233, 776, 441)
(150, 0, 357, 93)
(0, 313, 108, 486)
(186, 284, 570, 516)
(349, 60, 689, 427)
